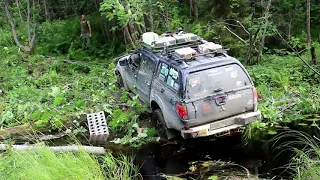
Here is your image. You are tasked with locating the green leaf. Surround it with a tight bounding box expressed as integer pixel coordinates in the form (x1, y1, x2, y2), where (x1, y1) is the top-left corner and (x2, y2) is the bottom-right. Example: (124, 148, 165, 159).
(268, 130, 277, 135)
(49, 86, 61, 97)
(298, 123, 308, 126)
(189, 165, 197, 172)
(138, 133, 148, 138)
(208, 176, 218, 180)
(132, 123, 139, 129)
(53, 94, 65, 106)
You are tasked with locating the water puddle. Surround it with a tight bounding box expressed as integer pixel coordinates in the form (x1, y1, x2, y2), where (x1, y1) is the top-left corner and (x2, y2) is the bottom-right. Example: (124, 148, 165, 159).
(134, 135, 275, 180)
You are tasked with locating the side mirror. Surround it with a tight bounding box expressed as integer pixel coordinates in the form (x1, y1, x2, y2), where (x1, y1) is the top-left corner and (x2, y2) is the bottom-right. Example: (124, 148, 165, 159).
(131, 54, 141, 67)
(119, 57, 128, 66)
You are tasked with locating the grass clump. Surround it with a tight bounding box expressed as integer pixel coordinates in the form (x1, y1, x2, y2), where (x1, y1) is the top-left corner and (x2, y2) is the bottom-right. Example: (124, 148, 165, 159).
(271, 130, 320, 180)
(101, 152, 141, 180)
(0, 145, 141, 180)
(0, 146, 105, 180)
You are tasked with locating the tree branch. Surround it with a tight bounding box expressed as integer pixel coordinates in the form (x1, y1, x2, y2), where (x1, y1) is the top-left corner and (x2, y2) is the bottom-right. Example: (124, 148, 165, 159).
(224, 26, 247, 44)
(27, 0, 31, 44)
(4, 0, 29, 53)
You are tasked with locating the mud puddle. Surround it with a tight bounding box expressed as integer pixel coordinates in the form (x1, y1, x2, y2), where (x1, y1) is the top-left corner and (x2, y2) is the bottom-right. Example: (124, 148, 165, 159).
(135, 134, 280, 180)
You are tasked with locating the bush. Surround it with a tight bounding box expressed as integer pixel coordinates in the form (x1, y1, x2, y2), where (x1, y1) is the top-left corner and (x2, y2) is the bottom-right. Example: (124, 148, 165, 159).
(37, 18, 81, 55)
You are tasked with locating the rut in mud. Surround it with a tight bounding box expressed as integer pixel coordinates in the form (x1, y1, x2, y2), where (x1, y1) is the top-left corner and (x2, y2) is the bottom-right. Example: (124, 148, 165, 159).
(135, 134, 279, 180)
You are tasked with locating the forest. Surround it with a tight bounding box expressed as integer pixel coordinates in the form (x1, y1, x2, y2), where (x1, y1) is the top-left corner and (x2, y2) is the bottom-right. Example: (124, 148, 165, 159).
(0, 0, 320, 179)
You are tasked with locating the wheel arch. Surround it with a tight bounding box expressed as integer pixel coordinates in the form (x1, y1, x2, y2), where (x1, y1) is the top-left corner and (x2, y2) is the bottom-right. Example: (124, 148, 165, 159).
(115, 68, 129, 90)
(150, 100, 172, 129)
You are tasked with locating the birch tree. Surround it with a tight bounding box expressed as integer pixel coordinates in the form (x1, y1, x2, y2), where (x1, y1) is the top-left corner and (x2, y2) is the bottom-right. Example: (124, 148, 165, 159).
(4, 0, 38, 54)
(306, 0, 317, 64)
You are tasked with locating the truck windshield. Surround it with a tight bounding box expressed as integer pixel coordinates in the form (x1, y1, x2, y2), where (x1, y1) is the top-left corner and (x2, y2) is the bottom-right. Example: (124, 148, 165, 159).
(186, 64, 252, 100)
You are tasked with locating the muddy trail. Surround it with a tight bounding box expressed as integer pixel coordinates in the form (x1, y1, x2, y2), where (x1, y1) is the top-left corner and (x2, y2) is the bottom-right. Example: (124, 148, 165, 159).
(134, 134, 283, 180)
(6, 119, 297, 180)
(44, 130, 286, 179)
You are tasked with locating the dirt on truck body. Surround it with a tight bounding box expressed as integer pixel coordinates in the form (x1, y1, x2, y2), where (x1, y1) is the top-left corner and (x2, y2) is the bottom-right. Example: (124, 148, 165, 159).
(115, 30, 261, 139)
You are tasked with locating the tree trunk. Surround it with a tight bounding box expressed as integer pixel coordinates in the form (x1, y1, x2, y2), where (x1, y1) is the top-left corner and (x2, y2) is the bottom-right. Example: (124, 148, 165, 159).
(4, 0, 37, 54)
(307, 0, 311, 47)
(124, 26, 136, 49)
(16, 0, 24, 24)
(0, 144, 107, 155)
(43, 0, 50, 23)
(246, 5, 256, 65)
(257, 0, 272, 63)
(165, 5, 169, 29)
(190, 0, 193, 18)
(307, 0, 317, 64)
(128, 20, 138, 42)
(94, 0, 99, 11)
(136, 23, 143, 36)
(141, 16, 147, 33)
(149, 0, 154, 31)
(193, 0, 199, 20)
(4, 0, 28, 53)
(27, 0, 31, 44)
(71, 0, 77, 16)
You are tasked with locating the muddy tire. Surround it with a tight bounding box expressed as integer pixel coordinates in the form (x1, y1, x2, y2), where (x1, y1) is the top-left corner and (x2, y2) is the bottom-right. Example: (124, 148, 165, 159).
(152, 109, 168, 140)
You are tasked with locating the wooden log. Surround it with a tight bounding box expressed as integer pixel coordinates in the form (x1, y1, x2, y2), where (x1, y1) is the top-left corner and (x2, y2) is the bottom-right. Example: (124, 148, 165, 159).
(0, 144, 107, 155)
(0, 122, 47, 139)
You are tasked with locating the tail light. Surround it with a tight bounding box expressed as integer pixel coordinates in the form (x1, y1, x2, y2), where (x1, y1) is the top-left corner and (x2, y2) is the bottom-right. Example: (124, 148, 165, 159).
(253, 87, 258, 102)
(176, 104, 188, 120)
(253, 87, 258, 111)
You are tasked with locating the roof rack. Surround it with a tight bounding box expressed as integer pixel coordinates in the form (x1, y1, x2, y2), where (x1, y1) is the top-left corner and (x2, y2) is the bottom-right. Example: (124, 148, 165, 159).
(141, 30, 225, 62)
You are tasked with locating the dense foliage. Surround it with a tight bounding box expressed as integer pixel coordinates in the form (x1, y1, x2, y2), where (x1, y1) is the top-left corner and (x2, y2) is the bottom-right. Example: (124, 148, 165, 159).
(1, 0, 320, 179)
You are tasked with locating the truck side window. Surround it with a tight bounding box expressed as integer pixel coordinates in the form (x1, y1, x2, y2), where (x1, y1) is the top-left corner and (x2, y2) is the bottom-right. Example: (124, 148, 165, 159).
(158, 63, 180, 91)
(139, 55, 155, 75)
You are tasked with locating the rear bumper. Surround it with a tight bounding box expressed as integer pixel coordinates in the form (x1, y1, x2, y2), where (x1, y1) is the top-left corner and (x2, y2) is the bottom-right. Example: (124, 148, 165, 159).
(180, 110, 261, 139)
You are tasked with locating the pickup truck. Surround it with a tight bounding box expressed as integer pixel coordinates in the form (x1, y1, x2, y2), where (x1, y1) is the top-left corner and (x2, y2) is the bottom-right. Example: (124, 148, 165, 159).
(115, 31, 261, 139)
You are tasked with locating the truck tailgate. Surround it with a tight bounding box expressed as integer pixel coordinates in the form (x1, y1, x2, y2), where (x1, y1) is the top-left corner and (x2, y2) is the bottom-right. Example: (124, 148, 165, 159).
(184, 63, 255, 127)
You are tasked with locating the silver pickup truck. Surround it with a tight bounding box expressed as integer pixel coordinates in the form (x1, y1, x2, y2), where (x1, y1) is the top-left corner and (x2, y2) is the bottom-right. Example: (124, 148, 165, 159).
(115, 31, 261, 139)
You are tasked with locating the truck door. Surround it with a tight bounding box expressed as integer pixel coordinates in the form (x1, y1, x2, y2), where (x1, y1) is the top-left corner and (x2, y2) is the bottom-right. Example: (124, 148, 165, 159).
(124, 54, 140, 94)
(136, 53, 156, 103)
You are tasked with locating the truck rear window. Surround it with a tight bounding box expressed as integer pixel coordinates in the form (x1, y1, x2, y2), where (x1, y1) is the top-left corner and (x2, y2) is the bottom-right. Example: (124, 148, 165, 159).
(186, 64, 251, 99)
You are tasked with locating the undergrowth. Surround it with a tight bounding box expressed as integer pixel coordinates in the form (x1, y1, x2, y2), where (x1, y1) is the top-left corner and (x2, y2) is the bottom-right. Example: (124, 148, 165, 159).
(244, 48, 320, 140)
(0, 145, 139, 180)
(0, 51, 156, 147)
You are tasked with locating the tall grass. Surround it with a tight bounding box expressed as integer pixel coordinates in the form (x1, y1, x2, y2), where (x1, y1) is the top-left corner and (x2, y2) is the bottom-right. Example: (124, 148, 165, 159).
(101, 152, 141, 180)
(0, 145, 140, 180)
(271, 129, 320, 180)
(0, 146, 105, 180)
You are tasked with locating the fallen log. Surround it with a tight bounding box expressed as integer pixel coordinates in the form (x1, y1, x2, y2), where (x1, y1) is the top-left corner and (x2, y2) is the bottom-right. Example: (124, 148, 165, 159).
(0, 122, 47, 139)
(0, 144, 107, 155)
(4, 132, 68, 142)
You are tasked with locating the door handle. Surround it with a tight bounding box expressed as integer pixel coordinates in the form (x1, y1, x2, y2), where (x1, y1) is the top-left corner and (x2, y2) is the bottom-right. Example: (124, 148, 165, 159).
(161, 88, 165, 93)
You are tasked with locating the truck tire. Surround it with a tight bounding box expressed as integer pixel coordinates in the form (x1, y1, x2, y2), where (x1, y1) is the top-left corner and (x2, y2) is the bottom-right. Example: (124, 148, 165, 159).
(152, 109, 168, 140)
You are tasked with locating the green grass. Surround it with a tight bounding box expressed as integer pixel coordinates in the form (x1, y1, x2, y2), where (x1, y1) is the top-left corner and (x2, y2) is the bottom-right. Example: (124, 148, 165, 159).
(271, 130, 320, 180)
(244, 49, 320, 140)
(0, 146, 105, 180)
(0, 145, 141, 180)
(101, 152, 141, 180)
